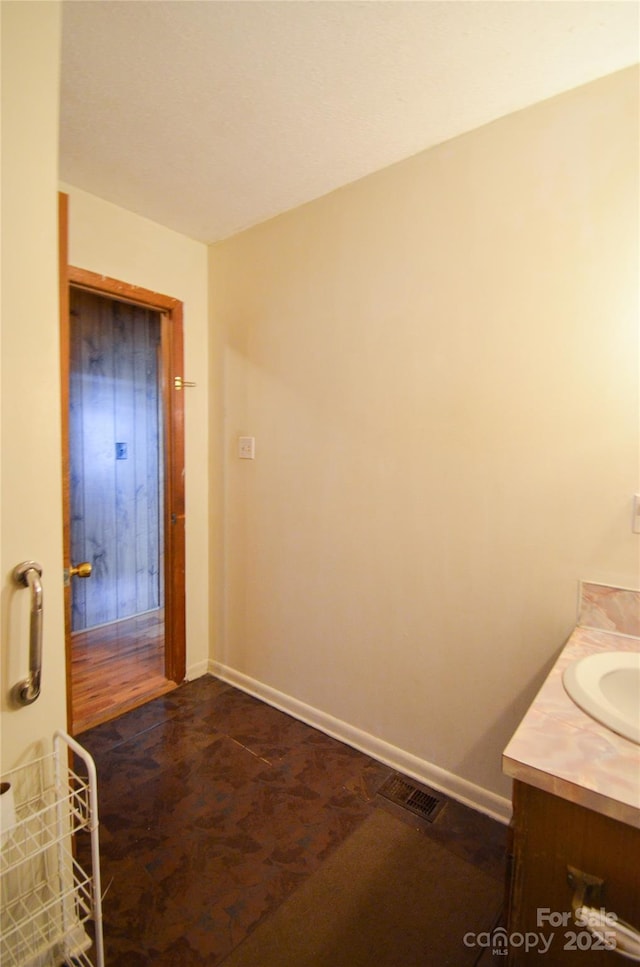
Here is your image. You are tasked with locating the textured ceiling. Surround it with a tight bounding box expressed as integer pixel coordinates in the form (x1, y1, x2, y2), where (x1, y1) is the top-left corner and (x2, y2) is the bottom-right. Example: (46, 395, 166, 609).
(60, 1, 639, 244)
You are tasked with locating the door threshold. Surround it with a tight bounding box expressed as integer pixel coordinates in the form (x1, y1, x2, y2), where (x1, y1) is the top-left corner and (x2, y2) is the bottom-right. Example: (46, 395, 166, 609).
(72, 679, 178, 735)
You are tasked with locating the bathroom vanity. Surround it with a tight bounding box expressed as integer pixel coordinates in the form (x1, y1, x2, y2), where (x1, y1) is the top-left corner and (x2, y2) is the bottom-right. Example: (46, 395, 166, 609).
(503, 584, 640, 965)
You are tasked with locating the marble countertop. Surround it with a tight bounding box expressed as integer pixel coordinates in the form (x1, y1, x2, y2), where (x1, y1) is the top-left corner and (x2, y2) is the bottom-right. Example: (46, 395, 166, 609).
(503, 624, 640, 828)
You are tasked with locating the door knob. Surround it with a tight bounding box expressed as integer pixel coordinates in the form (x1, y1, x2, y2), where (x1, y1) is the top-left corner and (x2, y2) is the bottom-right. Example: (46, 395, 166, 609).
(69, 561, 92, 578)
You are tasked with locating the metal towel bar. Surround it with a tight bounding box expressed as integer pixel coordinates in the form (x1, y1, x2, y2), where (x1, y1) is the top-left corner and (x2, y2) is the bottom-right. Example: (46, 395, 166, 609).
(11, 561, 43, 706)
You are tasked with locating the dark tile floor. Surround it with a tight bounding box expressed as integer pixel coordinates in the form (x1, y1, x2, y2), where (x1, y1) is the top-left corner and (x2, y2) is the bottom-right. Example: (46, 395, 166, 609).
(77, 675, 507, 965)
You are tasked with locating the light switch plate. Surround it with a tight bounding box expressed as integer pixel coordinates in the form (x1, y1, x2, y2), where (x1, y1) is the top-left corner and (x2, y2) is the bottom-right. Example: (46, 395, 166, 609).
(238, 436, 255, 459)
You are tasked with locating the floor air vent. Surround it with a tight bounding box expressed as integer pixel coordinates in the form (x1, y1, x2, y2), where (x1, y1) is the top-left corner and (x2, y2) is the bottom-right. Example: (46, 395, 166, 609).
(377, 773, 445, 823)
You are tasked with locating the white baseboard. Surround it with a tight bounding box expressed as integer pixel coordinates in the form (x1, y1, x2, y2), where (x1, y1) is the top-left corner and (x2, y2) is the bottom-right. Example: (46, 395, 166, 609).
(186, 659, 213, 681)
(211, 662, 512, 825)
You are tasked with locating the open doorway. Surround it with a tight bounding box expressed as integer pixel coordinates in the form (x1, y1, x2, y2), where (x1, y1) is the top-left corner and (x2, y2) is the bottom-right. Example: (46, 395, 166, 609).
(68, 286, 175, 732)
(60, 198, 186, 734)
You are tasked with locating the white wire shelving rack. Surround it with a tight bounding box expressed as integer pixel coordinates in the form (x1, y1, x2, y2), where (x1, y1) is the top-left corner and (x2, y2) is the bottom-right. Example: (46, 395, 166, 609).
(0, 730, 104, 967)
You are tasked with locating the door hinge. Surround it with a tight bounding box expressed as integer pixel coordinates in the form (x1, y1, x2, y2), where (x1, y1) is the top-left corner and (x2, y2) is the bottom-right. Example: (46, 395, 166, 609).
(174, 376, 196, 390)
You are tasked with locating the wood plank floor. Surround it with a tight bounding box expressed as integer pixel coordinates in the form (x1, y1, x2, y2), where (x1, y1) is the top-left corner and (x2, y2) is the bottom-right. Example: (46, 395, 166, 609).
(71, 609, 177, 734)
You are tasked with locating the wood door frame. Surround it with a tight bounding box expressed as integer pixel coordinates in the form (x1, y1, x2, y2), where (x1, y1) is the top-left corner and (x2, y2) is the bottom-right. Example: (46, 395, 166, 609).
(59, 195, 186, 733)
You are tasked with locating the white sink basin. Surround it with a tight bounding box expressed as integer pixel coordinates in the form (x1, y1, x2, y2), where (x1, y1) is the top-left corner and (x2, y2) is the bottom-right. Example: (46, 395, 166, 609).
(563, 651, 640, 745)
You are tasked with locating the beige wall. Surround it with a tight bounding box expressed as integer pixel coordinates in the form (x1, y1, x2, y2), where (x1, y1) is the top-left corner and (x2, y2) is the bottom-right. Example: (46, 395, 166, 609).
(63, 186, 211, 678)
(1, 2, 64, 769)
(210, 66, 639, 814)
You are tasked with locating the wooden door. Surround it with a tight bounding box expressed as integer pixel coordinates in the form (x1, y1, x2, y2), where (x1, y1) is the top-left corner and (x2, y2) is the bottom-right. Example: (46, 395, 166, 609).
(59, 195, 186, 731)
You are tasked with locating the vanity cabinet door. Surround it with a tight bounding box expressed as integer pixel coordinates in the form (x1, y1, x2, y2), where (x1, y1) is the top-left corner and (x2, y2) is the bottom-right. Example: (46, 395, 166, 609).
(507, 781, 640, 966)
